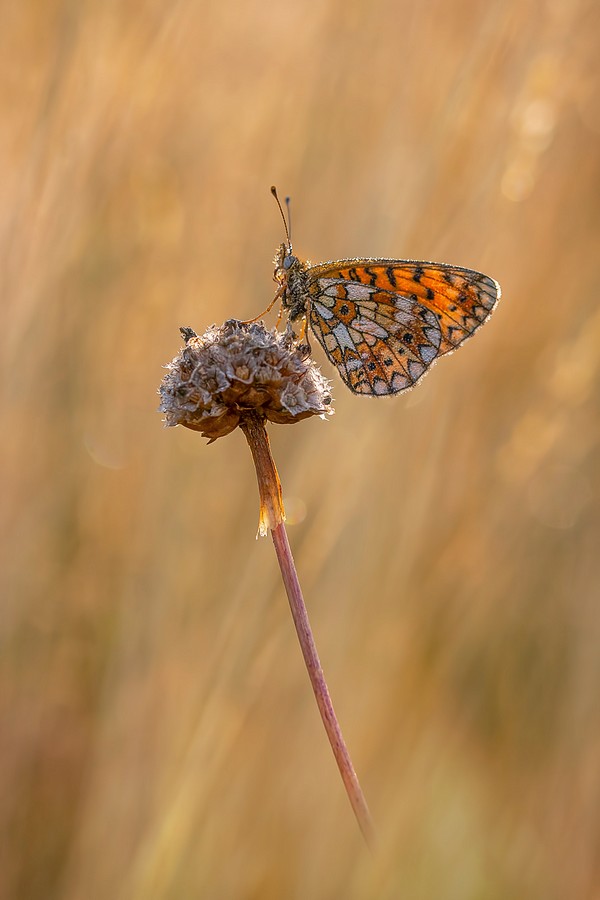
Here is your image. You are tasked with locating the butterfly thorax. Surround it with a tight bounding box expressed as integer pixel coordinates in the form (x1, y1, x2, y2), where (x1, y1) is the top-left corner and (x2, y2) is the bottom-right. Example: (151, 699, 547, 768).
(274, 243, 310, 322)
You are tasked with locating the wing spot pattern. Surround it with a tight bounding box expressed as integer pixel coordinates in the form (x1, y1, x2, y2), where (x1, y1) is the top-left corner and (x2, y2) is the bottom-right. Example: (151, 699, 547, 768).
(303, 260, 499, 396)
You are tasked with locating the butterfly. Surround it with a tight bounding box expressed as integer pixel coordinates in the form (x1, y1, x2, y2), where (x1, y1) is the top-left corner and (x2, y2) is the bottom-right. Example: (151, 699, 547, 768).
(269, 188, 501, 396)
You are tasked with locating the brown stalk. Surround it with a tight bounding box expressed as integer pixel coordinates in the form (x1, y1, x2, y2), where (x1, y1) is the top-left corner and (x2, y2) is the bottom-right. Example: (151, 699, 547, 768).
(239, 411, 375, 846)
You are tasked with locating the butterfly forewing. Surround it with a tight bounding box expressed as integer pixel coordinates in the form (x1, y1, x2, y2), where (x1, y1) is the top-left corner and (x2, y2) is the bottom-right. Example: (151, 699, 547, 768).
(305, 259, 500, 396)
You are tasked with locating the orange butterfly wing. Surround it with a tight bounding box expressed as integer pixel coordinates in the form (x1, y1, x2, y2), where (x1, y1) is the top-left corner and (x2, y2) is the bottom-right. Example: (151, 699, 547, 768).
(305, 259, 500, 396)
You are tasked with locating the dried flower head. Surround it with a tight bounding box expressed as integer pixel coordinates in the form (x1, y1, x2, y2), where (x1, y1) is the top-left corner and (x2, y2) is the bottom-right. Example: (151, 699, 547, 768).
(159, 319, 334, 440)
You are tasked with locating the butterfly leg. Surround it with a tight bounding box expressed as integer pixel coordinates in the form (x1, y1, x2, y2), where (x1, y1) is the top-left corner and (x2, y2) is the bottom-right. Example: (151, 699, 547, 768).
(242, 283, 285, 324)
(297, 314, 312, 357)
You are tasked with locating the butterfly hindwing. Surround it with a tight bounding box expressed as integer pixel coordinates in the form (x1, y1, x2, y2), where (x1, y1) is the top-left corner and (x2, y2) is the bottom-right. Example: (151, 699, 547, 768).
(304, 259, 500, 395)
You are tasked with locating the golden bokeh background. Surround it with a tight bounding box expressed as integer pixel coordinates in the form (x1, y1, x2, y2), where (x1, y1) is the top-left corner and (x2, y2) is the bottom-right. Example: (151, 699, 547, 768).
(2, 1, 599, 897)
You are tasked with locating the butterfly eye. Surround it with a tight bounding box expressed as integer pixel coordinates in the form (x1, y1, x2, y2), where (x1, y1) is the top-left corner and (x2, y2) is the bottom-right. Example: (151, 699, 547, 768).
(283, 253, 296, 271)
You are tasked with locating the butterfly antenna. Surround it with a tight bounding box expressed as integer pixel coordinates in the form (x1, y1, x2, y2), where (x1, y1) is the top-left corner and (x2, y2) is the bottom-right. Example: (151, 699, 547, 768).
(285, 195, 292, 244)
(271, 185, 292, 247)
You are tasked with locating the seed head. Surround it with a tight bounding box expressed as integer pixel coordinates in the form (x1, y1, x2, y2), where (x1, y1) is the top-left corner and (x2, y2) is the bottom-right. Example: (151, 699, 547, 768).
(159, 319, 334, 440)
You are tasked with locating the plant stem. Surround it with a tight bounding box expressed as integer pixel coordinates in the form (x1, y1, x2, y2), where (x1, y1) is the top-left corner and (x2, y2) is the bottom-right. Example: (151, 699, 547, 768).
(240, 412, 374, 846)
(239, 412, 285, 536)
(271, 521, 375, 845)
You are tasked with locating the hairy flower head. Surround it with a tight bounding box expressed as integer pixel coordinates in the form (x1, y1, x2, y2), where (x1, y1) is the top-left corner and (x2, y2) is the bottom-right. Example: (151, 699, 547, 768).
(159, 319, 333, 440)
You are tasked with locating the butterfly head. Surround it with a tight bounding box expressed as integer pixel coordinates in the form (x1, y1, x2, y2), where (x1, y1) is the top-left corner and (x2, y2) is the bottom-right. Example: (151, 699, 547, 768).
(274, 241, 297, 277)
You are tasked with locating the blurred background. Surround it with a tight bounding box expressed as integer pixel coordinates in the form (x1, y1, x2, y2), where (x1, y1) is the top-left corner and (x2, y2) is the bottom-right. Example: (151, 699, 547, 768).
(1, 0, 599, 897)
